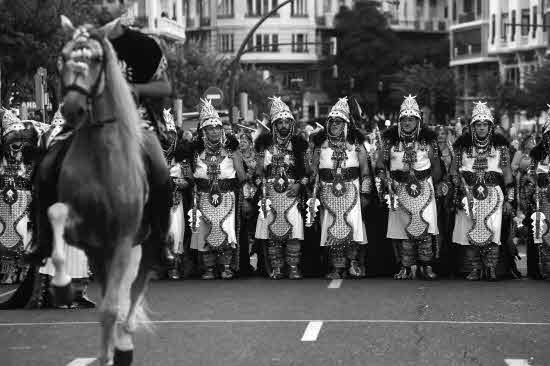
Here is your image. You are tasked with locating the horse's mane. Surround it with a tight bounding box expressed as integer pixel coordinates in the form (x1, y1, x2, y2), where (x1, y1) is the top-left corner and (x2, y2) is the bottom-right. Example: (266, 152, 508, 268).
(59, 35, 146, 247)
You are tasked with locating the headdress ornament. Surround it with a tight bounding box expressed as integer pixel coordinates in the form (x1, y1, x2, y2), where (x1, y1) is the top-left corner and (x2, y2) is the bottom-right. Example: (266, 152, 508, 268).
(328, 97, 350, 123)
(471, 101, 494, 124)
(543, 104, 550, 135)
(51, 106, 66, 126)
(399, 95, 421, 120)
(198, 98, 222, 130)
(163, 108, 177, 134)
(268, 96, 294, 123)
(1, 108, 25, 138)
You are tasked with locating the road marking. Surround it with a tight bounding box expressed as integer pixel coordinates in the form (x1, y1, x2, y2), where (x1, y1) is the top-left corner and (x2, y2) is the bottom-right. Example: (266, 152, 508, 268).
(504, 359, 531, 366)
(301, 321, 323, 341)
(8, 346, 32, 350)
(0, 289, 16, 298)
(327, 279, 343, 288)
(1, 319, 550, 327)
(66, 358, 96, 366)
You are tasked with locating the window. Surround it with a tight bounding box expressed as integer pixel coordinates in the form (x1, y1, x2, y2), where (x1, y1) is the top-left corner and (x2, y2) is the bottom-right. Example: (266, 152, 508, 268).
(272, 34, 279, 52)
(291, 0, 307, 17)
(256, 0, 262, 15)
(511, 10, 516, 41)
(263, 34, 270, 51)
(292, 33, 308, 52)
(256, 34, 262, 51)
(323, 0, 332, 13)
(491, 14, 495, 44)
(501, 13, 508, 41)
(544, 1, 547, 32)
(218, 0, 234, 17)
(263, 0, 269, 14)
(533, 6, 538, 38)
(272, 0, 278, 9)
(476, 0, 481, 16)
(219, 34, 234, 53)
(463, 0, 473, 13)
(521, 9, 530, 36)
(247, 0, 253, 15)
(452, 0, 456, 21)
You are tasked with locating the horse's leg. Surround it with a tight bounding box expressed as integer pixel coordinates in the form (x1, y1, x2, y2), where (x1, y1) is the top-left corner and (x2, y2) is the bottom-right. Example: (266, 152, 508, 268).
(113, 245, 147, 366)
(99, 238, 133, 366)
(47, 203, 74, 306)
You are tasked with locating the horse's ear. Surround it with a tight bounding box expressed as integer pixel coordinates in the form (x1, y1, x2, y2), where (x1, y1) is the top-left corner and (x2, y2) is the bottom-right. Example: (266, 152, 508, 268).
(60, 15, 75, 34)
(97, 17, 123, 40)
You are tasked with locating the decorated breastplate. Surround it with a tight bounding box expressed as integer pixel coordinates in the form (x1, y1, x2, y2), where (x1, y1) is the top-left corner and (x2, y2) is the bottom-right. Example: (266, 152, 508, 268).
(269, 146, 294, 193)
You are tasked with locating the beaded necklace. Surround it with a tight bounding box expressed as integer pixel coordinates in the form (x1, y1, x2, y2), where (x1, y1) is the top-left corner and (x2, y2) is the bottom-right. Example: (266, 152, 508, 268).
(327, 128, 348, 196)
(203, 137, 225, 206)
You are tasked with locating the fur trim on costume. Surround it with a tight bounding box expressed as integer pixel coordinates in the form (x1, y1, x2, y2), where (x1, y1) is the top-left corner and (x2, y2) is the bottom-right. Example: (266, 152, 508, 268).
(453, 132, 509, 150)
(191, 133, 239, 154)
(312, 126, 365, 148)
(381, 125, 436, 146)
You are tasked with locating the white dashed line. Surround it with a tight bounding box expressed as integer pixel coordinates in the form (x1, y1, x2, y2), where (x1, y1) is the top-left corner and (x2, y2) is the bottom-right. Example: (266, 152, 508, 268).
(66, 358, 96, 366)
(504, 359, 531, 366)
(301, 321, 323, 342)
(8, 346, 32, 350)
(327, 279, 343, 289)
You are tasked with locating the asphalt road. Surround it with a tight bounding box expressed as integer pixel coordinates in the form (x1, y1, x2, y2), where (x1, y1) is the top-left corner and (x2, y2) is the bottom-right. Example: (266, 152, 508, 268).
(0, 277, 549, 366)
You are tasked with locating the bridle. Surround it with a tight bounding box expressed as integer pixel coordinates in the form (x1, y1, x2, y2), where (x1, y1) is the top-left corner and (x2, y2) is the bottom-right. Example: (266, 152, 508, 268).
(60, 35, 114, 126)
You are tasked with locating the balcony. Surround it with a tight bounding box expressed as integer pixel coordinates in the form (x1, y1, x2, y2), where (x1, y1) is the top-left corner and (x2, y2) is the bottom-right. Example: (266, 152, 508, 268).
(157, 17, 186, 41)
(389, 18, 447, 33)
(453, 43, 482, 58)
(453, 12, 483, 25)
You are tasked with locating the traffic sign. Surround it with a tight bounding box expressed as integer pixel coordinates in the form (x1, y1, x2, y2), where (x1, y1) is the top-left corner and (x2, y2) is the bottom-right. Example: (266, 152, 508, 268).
(204, 86, 224, 107)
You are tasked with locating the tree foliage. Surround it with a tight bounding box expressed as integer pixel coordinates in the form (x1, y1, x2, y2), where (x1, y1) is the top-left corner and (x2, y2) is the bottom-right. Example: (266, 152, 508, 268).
(523, 63, 550, 118)
(0, 0, 118, 107)
(167, 41, 277, 114)
(389, 64, 455, 123)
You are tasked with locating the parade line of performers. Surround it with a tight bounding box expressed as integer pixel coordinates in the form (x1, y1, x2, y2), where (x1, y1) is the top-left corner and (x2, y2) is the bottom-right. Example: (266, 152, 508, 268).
(2, 92, 550, 310)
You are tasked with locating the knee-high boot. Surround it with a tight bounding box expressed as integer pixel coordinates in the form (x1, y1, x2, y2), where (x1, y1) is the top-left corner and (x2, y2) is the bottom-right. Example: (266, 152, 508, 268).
(72, 278, 96, 308)
(481, 244, 499, 281)
(418, 236, 437, 280)
(267, 241, 284, 279)
(465, 246, 482, 280)
(286, 240, 302, 280)
(219, 248, 235, 280)
(326, 247, 346, 280)
(201, 251, 217, 280)
(346, 243, 362, 278)
(394, 240, 417, 280)
(539, 243, 550, 280)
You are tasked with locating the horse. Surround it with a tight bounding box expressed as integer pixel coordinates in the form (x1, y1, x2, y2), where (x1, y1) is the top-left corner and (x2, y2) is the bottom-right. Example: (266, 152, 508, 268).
(40, 16, 171, 365)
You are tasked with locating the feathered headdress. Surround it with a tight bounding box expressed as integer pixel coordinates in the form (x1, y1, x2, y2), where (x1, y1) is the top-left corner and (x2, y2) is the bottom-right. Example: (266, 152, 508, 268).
(471, 101, 494, 124)
(198, 98, 222, 130)
(1, 108, 24, 138)
(328, 97, 350, 123)
(51, 106, 65, 126)
(268, 96, 294, 122)
(399, 95, 421, 120)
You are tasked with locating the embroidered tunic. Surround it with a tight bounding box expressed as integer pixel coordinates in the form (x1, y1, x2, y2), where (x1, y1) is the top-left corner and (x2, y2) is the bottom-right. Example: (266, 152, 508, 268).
(318, 141, 367, 247)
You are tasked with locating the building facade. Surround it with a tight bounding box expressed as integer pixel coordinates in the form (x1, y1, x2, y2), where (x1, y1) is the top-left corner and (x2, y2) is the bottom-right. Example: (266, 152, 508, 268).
(99, 0, 187, 42)
(449, 0, 499, 118)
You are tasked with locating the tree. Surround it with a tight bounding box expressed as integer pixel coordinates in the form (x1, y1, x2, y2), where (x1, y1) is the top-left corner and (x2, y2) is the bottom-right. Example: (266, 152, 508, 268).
(523, 62, 550, 118)
(167, 41, 277, 114)
(389, 64, 455, 124)
(0, 0, 117, 108)
(328, 2, 400, 110)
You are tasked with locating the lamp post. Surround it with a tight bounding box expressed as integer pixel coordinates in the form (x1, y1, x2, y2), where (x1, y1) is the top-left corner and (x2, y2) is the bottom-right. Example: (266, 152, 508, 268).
(226, 0, 294, 123)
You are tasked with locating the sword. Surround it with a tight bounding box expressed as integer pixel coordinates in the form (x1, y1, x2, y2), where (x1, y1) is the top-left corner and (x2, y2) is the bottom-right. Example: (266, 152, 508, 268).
(375, 127, 396, 210)
(258, 177, 271, 220)
(187, 185, 201, 233)
(306, 174, 320, 227)
(460, 174, 474, 218)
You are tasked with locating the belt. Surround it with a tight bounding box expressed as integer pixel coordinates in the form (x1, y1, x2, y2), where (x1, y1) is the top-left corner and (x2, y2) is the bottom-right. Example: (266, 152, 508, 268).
(195, 178, 239, 193)
(390, 168, 432, 183)
(266, 166, 297, 180)
(319, 167, 360, 182)
(461, 171, 503, 187)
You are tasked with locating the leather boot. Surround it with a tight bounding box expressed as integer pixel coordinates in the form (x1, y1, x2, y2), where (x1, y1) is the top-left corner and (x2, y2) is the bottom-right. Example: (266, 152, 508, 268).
(201, 252, 217, 280)
(72, 279, 96, 308)
(267, 243, 284, 280)
(220, 249, 234, 280)
(326, 248, 345, 279)
(466, 269, 482, 281)
(420, 265, 437, 280)
(486, 267, 498, 281)
(286, 241, 302, 280)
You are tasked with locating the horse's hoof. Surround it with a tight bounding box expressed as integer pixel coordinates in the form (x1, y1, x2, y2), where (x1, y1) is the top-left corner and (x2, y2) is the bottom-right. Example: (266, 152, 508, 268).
(49, 283, 74, 307)
(113, 348, 133, 366)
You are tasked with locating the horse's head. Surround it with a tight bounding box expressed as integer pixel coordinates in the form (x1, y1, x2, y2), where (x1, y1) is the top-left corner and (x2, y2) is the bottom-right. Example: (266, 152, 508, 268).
(59, 16, 125, 129)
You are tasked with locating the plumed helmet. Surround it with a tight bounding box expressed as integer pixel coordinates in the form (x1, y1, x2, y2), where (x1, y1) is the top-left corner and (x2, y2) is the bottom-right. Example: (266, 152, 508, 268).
(268, 96, 294, 123)
(328, 97, 350, 123)
(471, 101, 494, 124)
(198, 98, 222, 130)
(399, 95, 421, 120)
